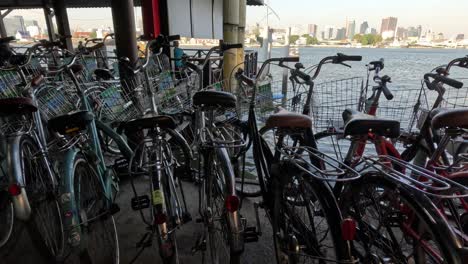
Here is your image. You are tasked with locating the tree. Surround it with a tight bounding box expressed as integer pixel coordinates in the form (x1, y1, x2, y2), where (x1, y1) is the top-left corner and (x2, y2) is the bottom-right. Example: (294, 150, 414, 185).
(89, 31, 97, 39)
(289, 35, 300, 44)
(353, 34, 363, 43)
(301, 34, 319, 45)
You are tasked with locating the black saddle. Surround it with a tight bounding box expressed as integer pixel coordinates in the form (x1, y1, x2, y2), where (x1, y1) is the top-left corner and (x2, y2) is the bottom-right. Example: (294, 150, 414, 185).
(120, 115, 177, 133)
(342, 109, 400, 138)
(94, 68, 114, 80)
(0, 97, 38, 115)
(193, 90, 236, 109)
(48, 110, 94, 135)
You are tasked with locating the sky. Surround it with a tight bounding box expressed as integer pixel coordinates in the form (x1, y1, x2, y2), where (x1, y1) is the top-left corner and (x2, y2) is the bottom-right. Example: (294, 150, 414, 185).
(6, 0, 468, 38)
(247, 0, 468, 37)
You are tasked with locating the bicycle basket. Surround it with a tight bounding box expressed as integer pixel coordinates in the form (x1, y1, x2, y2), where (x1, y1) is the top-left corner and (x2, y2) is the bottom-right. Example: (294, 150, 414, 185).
(0, 70, 23, 98)
(36, 83, 78, 121)
(91, 79, 145, 123)
(311, 77, 365, 132)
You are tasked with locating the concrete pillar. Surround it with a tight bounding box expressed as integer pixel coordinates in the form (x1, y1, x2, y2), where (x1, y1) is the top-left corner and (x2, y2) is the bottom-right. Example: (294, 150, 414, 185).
(43, 7, 56, 41)
(53, 0, 73, 50)
(281, 27, 291, 106)
(110, 0, 138, 79)
(0, 9, 12, 38)
(237, 0, 246, 69)
(223, 0, 241, 92)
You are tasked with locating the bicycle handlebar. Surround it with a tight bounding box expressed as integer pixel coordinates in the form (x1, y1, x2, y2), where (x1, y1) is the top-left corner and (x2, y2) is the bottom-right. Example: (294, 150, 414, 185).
(424, 73, 464, 89)
(0, 36, 15, 44)
(374, 75, 394, 100)
(334, 53, 362, 63)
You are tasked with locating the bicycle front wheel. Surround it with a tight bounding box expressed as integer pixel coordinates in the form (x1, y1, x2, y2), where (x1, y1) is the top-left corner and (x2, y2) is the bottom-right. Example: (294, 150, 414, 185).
(272, 170, 351, 264)
(73, 156, 119, 264)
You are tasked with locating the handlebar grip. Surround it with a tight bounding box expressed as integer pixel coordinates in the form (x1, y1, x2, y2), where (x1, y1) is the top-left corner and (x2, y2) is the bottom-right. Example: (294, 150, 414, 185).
(292, 69, 311, 82)
(0, 36, 15, 44)
(168, 35, 180, 41)
(280, 57, 300, 63)
(381, 83, 394, 100)
(336, 53, 362, 62)
(221, 43, 243, 51)
(432, 74, 464, 89)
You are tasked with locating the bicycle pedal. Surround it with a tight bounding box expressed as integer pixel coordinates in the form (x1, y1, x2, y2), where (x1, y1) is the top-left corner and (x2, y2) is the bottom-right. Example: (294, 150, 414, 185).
(131, 195, 150, 210)
(109, 203, 120, 215)
(191, 233, 206, 254)
(243, 226, 260, 243)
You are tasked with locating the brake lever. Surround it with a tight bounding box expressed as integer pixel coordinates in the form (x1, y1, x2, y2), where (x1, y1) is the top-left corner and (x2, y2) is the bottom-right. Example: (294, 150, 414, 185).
(340, 62, 351, 68)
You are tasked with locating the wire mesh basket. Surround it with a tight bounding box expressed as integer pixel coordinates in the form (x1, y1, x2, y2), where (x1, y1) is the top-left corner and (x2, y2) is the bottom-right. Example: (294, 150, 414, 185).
(90, 79, 146, 123)
(154, 75, 196, 115)
(408, 78, 468, 132)
(371, 88, 422, 130)
(36, 83, 78, 121)
(311, 77, 365, 132)
(0, 70, 23, 98)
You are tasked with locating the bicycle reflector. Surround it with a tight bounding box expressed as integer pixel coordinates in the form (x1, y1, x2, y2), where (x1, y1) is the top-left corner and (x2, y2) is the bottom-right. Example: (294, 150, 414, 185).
(8, 183, 21, 196)
(341, 218, 357, 241)
(155, 212, 167, 225)
(225, 195, 240, 213)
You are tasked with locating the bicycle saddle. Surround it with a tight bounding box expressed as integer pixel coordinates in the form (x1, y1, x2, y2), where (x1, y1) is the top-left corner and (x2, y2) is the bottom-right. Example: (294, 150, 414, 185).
(94, 68, 114, 80)
(120, 115, 177, 132)
(0, 97, 38, 115)
(193, 90, 237, 109)
(265, 107, 312, 129)
(431, 108, 468, 130)
(48, 110, 94, 135)
(342, 109, 400, 138)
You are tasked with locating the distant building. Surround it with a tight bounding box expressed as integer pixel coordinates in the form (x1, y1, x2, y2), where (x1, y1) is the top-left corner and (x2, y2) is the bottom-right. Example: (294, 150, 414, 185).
(346, 20, 356, 39)
(4, 15, 26, 37)
(359, 21, 369, 35)
(396, 27, 408, 39)
(307, 24, 318, 37)
(324, 26, 336, 40)
(380, 16, 398, 39)
(73, 31, 92, 38)
(407, 27, 419, 38)
(435, 33, 444, 41)
(417, 25, 423, 38)
(336, 28, 347, 40)
(26, 25, 41, 38)
(456, 34, 465, 41)
(15, 31, 31, 41)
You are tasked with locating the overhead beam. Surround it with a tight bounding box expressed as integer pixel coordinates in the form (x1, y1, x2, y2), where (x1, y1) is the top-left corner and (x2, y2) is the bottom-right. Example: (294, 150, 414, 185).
(0, 9, 13, 38)
(53, 0, 73, 50)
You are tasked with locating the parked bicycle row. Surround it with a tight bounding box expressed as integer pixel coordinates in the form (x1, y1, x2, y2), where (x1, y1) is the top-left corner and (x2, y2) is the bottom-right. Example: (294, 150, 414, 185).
(0, 34, 467, 264)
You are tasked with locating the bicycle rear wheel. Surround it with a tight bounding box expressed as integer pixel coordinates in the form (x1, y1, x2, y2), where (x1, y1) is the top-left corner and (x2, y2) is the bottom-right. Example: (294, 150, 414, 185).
(271, 170, 351, 264)
(21, 135, 64, 260)
(340, 173, 461, 263)
(204, 149, 243, 264)
(73, 156, 119, 264)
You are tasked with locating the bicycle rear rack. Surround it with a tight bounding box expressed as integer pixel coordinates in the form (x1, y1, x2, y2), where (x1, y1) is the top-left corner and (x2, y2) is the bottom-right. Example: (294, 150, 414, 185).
(363, 155, 468, 199)
(279, 146, 361, 182)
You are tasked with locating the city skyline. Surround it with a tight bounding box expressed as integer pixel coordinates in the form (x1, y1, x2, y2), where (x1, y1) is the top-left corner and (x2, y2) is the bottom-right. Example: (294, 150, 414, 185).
(247, 0, 468, 38)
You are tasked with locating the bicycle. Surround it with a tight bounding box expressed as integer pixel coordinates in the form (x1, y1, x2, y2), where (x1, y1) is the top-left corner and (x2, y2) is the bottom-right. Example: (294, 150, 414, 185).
(234, 54, 363, 264)
(0, 37, 64, 260)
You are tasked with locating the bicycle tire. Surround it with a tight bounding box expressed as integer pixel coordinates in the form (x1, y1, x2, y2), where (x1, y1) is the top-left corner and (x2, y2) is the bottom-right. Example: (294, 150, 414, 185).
(73, 155, 119, 264)
(271, 168, 351, 264)
(20, 135, 64, 261)
(339, 172, 461, 263)
(204, 149, 242, 264)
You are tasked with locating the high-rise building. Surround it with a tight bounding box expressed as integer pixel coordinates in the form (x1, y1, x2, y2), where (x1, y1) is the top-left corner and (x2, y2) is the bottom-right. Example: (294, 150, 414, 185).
(359, 21, 369, 35)
(307, 24, 318, 37)
(396, 27, 408, 39)
(380, 17, 398, 39)
(324, 26, 336, 40)
(4, 15, 26, 36)
(336, 28, 347, 40)
(417, 25, 422, 38)
(346, 20, 356, 39)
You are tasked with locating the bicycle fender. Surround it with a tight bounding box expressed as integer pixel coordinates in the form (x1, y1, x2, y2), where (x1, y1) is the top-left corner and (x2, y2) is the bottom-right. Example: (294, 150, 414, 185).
(6, 135, 31, 220)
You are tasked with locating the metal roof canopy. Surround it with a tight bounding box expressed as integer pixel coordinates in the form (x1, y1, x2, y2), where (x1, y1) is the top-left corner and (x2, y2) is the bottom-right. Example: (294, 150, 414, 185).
(0, 0, 142, 9)
(0, 0, 263, 9)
